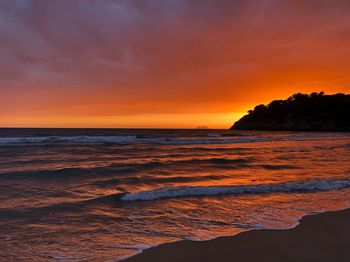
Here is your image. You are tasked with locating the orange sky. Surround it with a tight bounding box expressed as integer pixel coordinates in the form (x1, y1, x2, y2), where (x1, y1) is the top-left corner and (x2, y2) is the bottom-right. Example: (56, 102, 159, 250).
(1, 0, 350, 128)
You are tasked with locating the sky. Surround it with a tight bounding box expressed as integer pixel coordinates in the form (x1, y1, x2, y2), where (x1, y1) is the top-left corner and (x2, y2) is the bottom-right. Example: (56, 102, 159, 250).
(1, 0, 350, 128)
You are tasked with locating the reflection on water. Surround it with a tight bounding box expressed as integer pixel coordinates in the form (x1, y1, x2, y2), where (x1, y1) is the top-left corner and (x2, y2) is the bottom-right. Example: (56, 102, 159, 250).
(0, 129, 349, 261)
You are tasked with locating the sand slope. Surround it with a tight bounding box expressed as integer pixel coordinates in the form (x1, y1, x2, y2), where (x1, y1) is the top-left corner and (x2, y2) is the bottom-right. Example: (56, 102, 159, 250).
(126, 209, 350, 262)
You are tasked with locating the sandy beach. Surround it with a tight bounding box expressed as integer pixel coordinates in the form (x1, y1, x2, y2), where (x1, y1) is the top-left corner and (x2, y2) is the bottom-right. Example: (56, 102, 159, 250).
(126, 208, 350, 262)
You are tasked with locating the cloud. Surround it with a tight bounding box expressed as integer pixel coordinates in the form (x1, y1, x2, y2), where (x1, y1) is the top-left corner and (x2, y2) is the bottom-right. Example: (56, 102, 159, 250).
(0, 0, 350, 124)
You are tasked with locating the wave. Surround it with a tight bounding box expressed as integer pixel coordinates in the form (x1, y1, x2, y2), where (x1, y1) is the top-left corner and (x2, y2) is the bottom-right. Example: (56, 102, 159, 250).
(0, 166, 138, 180)
(0, 157, 250, 179)
(0, 135, 268, 145)
(0, 133, 347, 146)
(95, 174, 227, 188)
(120, 178, 350, 202)
(107, 157, 252, 172)
(0, 135, 138, 145)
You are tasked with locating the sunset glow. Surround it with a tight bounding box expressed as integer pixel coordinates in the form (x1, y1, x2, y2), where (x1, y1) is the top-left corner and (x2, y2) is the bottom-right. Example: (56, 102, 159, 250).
(1, 0, 350, 128)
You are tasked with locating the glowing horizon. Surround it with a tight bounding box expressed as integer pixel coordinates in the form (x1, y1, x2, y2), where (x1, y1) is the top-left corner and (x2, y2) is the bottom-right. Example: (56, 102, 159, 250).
(1, 1, 350, 128)
(0, 112, 245, 129)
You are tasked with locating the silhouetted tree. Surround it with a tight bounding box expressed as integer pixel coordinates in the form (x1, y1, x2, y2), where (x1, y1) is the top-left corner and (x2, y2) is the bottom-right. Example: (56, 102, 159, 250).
(231, 92, 350, 131)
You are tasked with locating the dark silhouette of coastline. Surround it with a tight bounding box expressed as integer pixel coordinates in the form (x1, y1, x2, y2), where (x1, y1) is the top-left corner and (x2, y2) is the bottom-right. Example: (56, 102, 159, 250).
(231, 92, 350, 131)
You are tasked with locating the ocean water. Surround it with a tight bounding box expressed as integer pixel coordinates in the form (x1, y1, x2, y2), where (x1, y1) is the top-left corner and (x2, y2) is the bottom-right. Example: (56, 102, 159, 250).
(0, 128, 350, 261)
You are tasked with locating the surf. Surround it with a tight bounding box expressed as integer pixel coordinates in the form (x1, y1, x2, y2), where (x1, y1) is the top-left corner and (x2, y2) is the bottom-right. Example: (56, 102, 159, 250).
(121, 178, 350, 202)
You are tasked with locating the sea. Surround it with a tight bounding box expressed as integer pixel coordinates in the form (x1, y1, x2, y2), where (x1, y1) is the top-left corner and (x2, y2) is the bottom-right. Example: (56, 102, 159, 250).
(0, 128, 350, 261)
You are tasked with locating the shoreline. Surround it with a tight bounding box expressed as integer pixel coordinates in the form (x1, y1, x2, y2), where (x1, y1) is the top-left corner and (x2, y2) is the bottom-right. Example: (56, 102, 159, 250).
(125, 208, 350, 262)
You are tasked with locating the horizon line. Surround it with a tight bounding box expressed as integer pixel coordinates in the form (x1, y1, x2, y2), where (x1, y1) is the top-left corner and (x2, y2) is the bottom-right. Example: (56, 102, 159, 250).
(0, 126, 229, 130)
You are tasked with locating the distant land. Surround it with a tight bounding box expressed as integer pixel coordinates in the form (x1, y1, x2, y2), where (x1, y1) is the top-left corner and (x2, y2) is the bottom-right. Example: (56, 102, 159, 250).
(231, 92, 350, 132)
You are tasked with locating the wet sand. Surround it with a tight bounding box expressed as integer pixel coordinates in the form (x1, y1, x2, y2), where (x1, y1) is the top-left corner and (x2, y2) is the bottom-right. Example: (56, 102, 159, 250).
(126, 208, 350, 262)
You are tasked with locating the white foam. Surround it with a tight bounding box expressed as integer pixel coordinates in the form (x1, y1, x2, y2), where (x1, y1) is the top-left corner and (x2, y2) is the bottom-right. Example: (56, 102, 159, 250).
(115, 244, 156, 251)
(0, 133, 348, 145)
(121, 179, 350, 202)
(0, 136, 137, 144)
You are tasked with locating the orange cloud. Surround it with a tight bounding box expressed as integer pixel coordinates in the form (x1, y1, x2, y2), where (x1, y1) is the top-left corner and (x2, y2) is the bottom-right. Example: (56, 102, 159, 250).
(1, 0, 350, 128)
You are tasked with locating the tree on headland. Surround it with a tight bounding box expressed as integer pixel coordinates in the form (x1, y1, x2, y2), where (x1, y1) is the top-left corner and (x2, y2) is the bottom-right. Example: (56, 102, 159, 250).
(231, 92, 350, 131)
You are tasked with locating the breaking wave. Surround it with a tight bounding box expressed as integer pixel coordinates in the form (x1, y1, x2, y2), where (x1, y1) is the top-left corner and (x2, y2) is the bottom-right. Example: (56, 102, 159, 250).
(121, 178, 350, 202)
(0, 135, 138, 144)
(0, 133, 348, 146)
